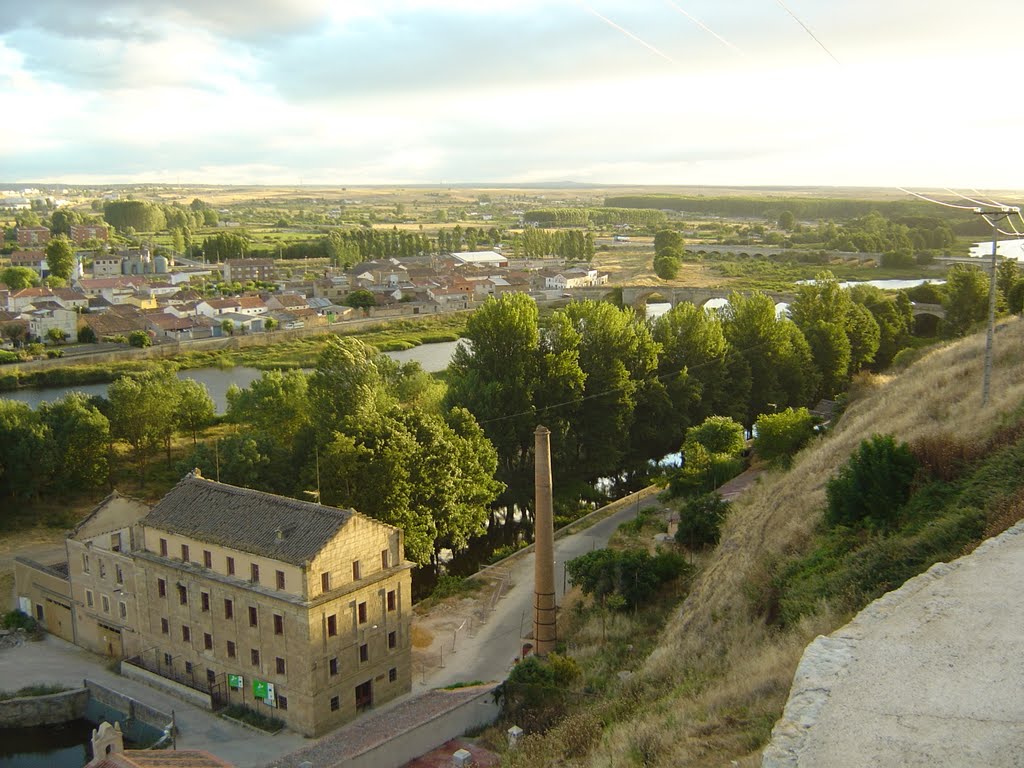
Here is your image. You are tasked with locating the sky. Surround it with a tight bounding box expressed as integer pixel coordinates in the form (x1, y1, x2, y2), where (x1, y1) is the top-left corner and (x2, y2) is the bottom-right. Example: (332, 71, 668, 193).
(1, 0, 1022, 189)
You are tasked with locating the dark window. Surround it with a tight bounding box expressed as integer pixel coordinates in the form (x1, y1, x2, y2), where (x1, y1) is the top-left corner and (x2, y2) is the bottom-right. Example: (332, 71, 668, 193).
(278, 695, 288, 711)
(159, 538, 168, 557)
(250, 563, 259, 584)
(157, 578, 166, 598)
(321, 572, 331, 593)
(115, 564, 123, 584)
(201, 592, 210, 612)
(203, 550, 212, 568)
(111, 532, 122, 552)
(181, 544, 190, 562)
(227, 640, 236, 658)
(163, 652, 172, 667)
(352, 560, 360, 581)
(204, 632, 213, 650)
(276, 657, 286, 674)
(178, 585, 188, 605)
(207, 668, 216, 684)
(224, 599, 233, 619)
(181, 625, 191, 643)
(276, 570, 285, 590)
(248, 606, 258, 627)
(329, 657, 338, 676)
(227, 557, 235, 576)
(119, 602, 127, 619)
(327, 614, 337, 637)
(86, 590, 93, 607)
(251, 648, 260, 666)
(82, 553, 90, 573)
(358, 602, 367, 624)
(387, 590, 396, 612)
(161, 618, 169, 634)
(359, 643, 368, 662)
(99, 560, 106, 579)
(381, 549, 389, 569)
(389, 667, 397, 683)
(35, 604, 43, 621)
(330, 696, 339, 712)
(273, 614, 284, 635)
(388, 631, 397, 649)
(185, 661, 193, 675)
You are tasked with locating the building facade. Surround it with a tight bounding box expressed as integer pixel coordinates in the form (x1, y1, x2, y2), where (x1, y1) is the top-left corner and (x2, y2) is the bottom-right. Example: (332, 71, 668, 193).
(16, 226, 51, 246)
(130, 472, 413, 737)
(223, 258, 274, 283)
(14, 473, 414, 738)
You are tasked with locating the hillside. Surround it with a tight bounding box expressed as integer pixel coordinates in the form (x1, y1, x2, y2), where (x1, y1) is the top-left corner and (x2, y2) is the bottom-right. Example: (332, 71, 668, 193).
(511, 316, 1024, 767)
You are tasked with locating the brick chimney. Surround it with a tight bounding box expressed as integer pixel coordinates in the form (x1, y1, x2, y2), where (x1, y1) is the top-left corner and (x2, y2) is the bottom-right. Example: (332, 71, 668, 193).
(533, 425, 556, 656)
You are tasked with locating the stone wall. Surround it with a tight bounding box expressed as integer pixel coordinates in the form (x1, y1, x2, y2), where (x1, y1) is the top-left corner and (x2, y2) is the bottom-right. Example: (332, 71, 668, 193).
(120, 660, 213, 710)
(0, 688, 89, 727)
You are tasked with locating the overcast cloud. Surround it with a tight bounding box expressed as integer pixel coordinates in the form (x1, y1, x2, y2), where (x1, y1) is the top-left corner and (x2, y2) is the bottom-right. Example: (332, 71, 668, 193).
(0, 0, 1021, 187)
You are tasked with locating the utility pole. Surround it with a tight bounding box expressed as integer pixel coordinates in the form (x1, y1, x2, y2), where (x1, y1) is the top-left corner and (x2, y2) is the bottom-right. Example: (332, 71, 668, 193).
(974, 206, 1020, 406)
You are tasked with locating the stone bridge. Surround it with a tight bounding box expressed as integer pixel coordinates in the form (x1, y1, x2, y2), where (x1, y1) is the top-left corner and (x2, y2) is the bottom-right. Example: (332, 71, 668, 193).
(911, 302, 945, 319)
(567, 285, 794, 310)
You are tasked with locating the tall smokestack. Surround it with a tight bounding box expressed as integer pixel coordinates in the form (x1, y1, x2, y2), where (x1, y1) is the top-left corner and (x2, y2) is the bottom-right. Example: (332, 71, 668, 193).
(533, 425, 556, 656)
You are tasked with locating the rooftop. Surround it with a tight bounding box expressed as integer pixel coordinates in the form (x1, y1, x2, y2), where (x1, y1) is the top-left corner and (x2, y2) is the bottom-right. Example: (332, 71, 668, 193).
(143, 472, 357, 565)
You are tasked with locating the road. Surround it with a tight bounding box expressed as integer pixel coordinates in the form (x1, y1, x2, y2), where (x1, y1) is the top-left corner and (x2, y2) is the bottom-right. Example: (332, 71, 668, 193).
(414, 487, 661, 691)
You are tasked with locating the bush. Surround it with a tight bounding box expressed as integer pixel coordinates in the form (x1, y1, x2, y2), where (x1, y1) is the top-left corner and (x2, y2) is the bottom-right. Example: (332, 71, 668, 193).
(675, 493, 730, 549)
(754, 407, 815, 467)
(221, 704, 285, 733)
(0, 350, 18, 364)
(2, 610, 43, 639)
(685, 415, 746, 457)
(566, 548, 690, 610)
(826, 434, 918, 529)
(128, 330, 151, 348)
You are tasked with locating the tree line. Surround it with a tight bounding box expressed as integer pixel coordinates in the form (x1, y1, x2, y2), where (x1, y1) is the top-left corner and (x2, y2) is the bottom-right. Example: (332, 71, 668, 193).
(524, 207, 666, 228)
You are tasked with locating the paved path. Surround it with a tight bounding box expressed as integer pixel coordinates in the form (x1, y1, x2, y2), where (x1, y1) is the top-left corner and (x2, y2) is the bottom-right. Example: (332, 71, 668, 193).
(0, 634, 307, 766)
(416, 487, 663, 691)
(763, 521, 1024, 767)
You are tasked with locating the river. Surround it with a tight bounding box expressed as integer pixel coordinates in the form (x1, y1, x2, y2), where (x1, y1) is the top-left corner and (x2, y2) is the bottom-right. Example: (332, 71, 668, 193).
(970, 237, 1024, 260)
(1, 340, 464, 412)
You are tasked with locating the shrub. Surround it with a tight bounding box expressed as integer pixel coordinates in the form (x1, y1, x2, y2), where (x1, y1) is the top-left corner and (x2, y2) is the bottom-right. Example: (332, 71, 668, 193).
(0, 350, 18, 364)
(128, 330, 151, 348)
(566, 549, 690, 610)
(826, 434, 918, 529)
(754, 407, 815, 467)
(675, 493, 731, 549)
(685, 415, 745, 457)
(221, 704, 285, 733)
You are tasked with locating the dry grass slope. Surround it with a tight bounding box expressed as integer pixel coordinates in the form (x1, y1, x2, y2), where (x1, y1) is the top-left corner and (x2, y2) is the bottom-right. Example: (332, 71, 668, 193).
(585, 318, 1024, 767)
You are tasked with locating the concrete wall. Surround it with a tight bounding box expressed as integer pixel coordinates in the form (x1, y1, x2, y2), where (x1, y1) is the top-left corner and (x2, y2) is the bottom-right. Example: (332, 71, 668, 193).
(347, 688, 500, 768)
(0, 688, 89, 727)
(120, 660, 213, 710)
(84, 679, 172, 733)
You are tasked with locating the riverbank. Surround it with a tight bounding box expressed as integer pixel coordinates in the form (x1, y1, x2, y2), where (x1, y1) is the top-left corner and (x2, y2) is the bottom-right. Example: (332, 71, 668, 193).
(0, 312, 468, 393)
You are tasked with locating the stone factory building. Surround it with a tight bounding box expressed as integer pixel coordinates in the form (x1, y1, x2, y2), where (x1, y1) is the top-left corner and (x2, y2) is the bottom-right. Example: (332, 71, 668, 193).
(14, 471, 414, 738)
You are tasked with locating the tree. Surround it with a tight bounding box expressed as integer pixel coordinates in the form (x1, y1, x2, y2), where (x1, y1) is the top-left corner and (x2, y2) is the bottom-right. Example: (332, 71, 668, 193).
(0, 400, 51, 505)
(0, 267, 39, 290)
(128, 330, 151, 348)
(343, 289, 377, 311)
(220, 319, 234, 336)
(674, 492, 730, 549)
(45, 327, 68, 346)
(754, 407, 814, 467)
(826, 434, 917, 529)
(38, 393, 110, 494)
(77, 325, 97, 344)
(722, 291, 817, 427)
(227, 369, 310, 445)
(778, 210, 797, 230)
(176, 379, 215, 445)
(654, 253, 680, 280)
(263, 317, 277, 332)
(108, 372, 179, 482)
(446, 293, 542, 475)
(942, 264, 989, 337)
(654, 229, 684, 255)
(684, 415, 745, 456)
(44, 235, 75, 281)
(652, 302, 731, 452)
(50, 208, 81, 236)
(309, 336, 385, 431)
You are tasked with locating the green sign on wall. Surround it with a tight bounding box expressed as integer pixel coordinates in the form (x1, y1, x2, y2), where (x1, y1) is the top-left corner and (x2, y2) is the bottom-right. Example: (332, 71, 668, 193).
(252, 678, 269, 699)
(228, 674, 243, 690)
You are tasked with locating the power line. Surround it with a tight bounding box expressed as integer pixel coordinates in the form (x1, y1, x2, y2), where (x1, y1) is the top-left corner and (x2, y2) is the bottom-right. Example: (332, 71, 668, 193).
(663, 0, 745, 56)
(576, 1, 680, 66)
(897, 187, 979, 211)
(774, 0, 840, 64)
(970, 188, 1024, 233)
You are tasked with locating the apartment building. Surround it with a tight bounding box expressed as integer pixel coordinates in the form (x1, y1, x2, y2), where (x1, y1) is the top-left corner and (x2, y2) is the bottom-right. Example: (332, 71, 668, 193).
(131, 471, 413, 736)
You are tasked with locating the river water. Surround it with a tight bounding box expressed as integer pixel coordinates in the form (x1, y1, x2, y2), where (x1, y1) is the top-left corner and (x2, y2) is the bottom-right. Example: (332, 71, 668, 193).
(970, 237, 1024, 260)
(1, 340, 463, 412)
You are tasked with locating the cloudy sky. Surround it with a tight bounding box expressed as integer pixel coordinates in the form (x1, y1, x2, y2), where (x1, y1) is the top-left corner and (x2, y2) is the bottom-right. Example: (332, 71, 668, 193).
(1, 0, 1022, 188)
